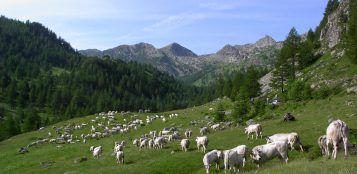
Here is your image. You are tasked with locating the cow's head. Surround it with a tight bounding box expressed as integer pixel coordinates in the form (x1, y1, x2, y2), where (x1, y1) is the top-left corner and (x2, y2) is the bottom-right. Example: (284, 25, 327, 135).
(251, 148, 262, 161)
(216, 150, 224, 159)
(244, 128, 248, 134)
(266, 137, 272, 144)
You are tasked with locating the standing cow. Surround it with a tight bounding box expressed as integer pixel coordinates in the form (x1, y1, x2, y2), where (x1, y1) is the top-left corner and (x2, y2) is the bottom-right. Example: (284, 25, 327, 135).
(326, 119, 349, 159)
(244, 124, 263, 139)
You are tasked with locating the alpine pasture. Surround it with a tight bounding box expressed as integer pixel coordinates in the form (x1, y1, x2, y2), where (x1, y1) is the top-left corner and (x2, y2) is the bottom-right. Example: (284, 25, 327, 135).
(0, 94, 356, 174)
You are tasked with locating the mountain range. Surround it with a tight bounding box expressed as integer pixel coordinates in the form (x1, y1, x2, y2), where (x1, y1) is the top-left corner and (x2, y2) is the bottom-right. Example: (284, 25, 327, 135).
(79, 35, 282, 83)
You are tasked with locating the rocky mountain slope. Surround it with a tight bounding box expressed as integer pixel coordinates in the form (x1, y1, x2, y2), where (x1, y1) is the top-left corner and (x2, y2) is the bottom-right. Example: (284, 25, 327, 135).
(80, 36, 281, 79)
(259, 0, 357, 96)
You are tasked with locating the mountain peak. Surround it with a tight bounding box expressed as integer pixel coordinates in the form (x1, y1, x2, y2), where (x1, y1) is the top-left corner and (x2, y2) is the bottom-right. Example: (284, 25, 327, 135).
(159, 43, 197, 57)
(255, 35, 276, 47)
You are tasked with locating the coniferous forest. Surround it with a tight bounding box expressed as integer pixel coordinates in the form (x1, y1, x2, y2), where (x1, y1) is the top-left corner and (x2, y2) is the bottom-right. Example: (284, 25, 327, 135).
(0, 16, 217, 139)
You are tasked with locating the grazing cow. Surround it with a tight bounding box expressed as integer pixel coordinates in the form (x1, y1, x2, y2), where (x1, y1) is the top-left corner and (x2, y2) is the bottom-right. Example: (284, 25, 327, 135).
(200, 127, 210, 135)
(154, 136, 165, 149)
(196, 136, 209, 153)
(180, 139, 190, 152)
(230, 145, 248, 164)
(203, 150, 224, 174)
(116, 151, 124, 164)
(266, 132, 304, 152)
(90, 146, 103, 158)
(318, 135, 356, 156)
(148, 139, 154, 149)
(326, 119, 349, 159)
(18, 147, 29, 154)
(224, 150, 245, 173)
(140, 139, 149, 149)
(283, 113, 296, 122)
(318, 135, 328, 155)
(133, 139, 140, 147)
(244, 124, 263, 139)
(185, 130, 193, 139)
(211, 124, 220, 131)
(251, 141, 288, 168)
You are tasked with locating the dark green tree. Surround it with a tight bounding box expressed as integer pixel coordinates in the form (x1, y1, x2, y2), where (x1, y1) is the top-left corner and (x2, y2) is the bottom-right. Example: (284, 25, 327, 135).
(23, 108, 41, 132)
(214, 102, 225, 123)
(346, 0, 357, 64)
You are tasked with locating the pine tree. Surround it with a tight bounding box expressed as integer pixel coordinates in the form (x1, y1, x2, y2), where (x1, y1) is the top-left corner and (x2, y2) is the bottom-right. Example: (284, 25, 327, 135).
(214, 102, 225, 123)
(232, 98, 249, 123)
(346, 0, 357, 64)
(6, 80, 18, 109)
(23, 108, 41, 131)
(272, 27, 301, 94)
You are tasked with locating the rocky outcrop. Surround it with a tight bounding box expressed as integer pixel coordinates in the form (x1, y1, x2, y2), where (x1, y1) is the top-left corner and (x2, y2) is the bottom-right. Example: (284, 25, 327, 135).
(159, 43, 198, 58)
(258, 71, 273, 95)
(320, 0, 350, 49)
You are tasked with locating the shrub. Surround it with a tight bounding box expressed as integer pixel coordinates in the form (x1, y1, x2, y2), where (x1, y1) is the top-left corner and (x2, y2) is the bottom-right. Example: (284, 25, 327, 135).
(313, 86, 332, 99)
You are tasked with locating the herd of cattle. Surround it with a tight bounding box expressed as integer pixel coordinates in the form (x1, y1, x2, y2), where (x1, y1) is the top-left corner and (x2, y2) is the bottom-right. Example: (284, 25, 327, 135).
(20, 110, 354, 173)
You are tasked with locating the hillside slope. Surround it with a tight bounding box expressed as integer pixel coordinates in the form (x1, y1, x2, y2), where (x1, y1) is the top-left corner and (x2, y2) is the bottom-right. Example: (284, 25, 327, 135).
(0, 93, 356, 174)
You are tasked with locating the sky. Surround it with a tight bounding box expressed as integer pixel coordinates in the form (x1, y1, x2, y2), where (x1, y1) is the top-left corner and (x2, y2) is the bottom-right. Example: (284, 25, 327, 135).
(1, 0, 327, 55)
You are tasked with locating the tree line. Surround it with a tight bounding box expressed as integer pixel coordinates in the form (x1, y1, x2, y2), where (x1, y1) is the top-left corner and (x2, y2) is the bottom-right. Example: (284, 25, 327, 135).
(0, 16, 215, 140)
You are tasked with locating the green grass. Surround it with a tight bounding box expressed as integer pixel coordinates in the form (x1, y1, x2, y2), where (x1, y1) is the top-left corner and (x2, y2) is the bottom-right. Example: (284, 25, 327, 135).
(0, 94, 356, 174)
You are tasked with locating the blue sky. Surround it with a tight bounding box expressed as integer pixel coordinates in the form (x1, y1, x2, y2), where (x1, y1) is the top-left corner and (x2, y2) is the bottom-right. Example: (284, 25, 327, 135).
(1, 0, 327, 54)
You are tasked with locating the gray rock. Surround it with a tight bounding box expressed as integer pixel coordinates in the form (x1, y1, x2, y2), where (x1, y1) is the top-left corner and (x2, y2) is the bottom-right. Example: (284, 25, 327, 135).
(347, 86, 357, 94)
(74, 157, 87, 164)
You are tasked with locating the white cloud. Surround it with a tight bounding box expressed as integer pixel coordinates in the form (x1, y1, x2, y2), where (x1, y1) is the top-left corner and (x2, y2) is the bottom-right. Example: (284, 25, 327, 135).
(143, 13, 208, 34)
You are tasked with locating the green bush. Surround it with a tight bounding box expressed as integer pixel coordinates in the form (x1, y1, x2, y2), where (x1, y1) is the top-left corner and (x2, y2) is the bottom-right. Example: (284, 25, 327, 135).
(307, 145, 322, 161)
(313, 86, 332, 99)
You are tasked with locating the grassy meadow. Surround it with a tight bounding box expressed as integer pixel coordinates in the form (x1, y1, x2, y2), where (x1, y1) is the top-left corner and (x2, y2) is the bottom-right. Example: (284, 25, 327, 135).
(0, 93, 356, 174)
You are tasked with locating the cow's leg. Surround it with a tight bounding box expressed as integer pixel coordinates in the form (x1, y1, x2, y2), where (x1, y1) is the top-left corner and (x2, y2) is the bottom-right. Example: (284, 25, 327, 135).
(326, 139, 331, 158)
(205, 165, 210, 174)
(343, 137, 348, 159)
(255, 132, 258, 139)
(333, 141, 338, 160)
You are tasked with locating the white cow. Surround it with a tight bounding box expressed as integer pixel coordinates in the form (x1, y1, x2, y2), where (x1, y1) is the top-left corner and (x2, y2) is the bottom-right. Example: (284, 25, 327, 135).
(116, 151, 124, 164)
(148, 139, 154, 149)
(196, 136, 209, 153)
(251, 141, 288, 168)
(180, 139, 190, 152)
(266, 132, 304, 152)
(114, 144, 124, 153)
(140, 139, 149, 149)
(185, 130, 193, 139)
(203, 150, 224, 174)
(318, 135, 356, 156)
(154, 136, 165, 149)
(200, 127, 210, 135)
(244, 124, 262, 139)
(318, 135, 328, 155)
(211, 124, 220, 131)
(133, 139, 140, 147)
(90, 146, 103, 158)
(229, 145, 248, 164)
(224, 150, 245, 173)
(326, 119, 349, 159)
